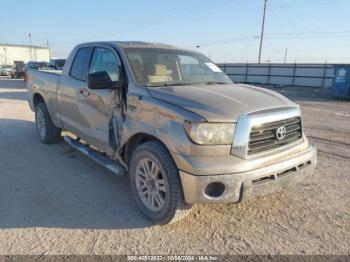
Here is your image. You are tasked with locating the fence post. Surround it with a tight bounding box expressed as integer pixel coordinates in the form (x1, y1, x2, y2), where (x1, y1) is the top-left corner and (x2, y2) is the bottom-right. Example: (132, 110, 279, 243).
(321, 61, 327, 89)
(292, 62, 297, 87)
(267, 63, 271, 86)
(245, 63, 249, 83)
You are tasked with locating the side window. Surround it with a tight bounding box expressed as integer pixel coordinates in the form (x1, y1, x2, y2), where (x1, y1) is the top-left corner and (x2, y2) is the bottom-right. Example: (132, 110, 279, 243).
(89, 48, 120, 81)
(70, 47, 91, 81)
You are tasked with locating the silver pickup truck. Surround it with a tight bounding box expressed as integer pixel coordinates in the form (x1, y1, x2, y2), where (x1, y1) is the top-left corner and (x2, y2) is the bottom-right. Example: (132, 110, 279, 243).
(27, 41, 317, 224)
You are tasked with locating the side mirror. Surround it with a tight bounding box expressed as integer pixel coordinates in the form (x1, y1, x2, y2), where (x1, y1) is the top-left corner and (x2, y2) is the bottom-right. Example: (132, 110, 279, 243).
(87, 71, 118, 90)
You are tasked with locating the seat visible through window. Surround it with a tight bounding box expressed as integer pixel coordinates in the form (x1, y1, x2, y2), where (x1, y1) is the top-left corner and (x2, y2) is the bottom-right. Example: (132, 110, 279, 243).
(148, 64, 173, 83)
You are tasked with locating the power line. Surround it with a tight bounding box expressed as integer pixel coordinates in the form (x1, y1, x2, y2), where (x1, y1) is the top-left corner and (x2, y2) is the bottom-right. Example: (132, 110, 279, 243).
(283, 0, 348, 5)
(244, 4, 262, 60)
(191, 31, 350, 48)
(193, 36, 259, 48)
(268, 31, 350, 36)
(51, 0, 234, 46)
(280, 3, 313, 60)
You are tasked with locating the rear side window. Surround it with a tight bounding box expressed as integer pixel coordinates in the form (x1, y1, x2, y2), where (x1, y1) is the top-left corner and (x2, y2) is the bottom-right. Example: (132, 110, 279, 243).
(70, 47, 92, 81)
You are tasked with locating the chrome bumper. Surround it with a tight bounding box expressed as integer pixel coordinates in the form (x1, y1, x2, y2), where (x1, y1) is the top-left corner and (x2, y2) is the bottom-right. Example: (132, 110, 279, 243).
(179, 144, 317, 204)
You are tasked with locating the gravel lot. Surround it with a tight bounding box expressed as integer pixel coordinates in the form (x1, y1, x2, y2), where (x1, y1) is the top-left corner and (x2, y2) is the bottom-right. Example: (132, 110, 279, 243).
(0, 77, 349, 255)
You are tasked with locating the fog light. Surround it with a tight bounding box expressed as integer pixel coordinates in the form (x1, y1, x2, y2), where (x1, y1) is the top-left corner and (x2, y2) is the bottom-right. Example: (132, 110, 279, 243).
(204, 182, 225, 198)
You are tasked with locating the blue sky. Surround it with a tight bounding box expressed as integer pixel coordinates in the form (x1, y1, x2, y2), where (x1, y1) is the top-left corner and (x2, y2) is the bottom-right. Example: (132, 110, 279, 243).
(1, 0, 350, 63)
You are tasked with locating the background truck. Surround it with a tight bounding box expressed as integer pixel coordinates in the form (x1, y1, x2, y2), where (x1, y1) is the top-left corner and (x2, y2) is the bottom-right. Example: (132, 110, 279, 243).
(26, 41, 317, 224)
(11, 61, 25, 78)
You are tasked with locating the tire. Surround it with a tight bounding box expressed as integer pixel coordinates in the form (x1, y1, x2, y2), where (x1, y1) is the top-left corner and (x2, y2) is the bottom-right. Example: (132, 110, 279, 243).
(129, 141, 192, 225)
(35, 102, 61, 144)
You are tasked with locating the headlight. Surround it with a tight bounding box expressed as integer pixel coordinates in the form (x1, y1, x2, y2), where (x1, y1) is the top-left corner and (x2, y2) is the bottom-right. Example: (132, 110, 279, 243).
(184, 122, 235, 145)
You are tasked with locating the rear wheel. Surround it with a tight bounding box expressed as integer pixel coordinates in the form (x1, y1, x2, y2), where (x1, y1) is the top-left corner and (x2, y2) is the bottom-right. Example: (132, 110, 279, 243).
(35, 102, 61, 144)
(129, 141, 192, 224)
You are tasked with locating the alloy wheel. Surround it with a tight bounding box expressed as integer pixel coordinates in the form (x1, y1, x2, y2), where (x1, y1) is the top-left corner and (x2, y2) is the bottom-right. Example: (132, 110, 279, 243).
(36, 107, 46, 139)
(135, 158, 167, 211)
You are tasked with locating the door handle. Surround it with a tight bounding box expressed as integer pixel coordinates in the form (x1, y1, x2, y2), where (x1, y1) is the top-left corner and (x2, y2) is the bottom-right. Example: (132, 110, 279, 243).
(79, 89, 90, 97)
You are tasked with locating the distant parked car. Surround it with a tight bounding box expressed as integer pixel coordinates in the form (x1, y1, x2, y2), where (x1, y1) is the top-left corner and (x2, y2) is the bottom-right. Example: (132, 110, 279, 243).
(11, 64, 25, 78)
(0, 65, 12, 76)
(48, 58, 66, 70)
(24, 61, 48, 81)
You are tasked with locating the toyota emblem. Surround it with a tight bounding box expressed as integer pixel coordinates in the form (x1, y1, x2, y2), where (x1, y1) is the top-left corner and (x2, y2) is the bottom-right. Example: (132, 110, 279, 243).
(276, 126, 287, 140)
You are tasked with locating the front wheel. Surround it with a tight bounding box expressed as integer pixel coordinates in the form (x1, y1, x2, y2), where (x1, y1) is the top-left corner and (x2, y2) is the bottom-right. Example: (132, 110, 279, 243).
(35, 102, 61, 144)
(129, 141, 192, 224)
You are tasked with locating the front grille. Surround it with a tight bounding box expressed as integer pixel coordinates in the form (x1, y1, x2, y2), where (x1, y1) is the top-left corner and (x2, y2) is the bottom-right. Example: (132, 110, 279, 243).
(248, 117, 302, 155)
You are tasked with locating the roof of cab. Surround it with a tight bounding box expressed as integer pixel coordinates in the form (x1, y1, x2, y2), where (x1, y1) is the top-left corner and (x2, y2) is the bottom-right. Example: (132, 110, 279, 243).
(114, 41, 175, 49)
(74, 41, 200, 57)
(77, 41, 191, 51)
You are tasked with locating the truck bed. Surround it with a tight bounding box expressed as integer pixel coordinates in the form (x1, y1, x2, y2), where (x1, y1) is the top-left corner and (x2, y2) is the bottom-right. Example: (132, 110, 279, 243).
(26, 69, 62, 127)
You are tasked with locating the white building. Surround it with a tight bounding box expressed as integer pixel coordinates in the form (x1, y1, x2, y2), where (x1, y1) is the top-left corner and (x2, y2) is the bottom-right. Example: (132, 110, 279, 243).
(0, 44, 50, 65)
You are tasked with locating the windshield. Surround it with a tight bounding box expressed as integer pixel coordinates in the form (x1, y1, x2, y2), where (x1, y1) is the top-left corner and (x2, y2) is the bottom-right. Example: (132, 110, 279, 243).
(123, 47, 232, 86)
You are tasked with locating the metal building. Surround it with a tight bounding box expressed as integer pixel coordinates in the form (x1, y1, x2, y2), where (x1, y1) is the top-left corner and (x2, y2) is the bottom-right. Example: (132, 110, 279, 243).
(0, 44, 50, 66)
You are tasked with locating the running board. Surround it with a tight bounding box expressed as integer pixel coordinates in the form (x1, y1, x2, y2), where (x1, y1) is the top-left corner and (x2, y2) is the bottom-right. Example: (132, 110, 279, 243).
(64, 136, 124, 176)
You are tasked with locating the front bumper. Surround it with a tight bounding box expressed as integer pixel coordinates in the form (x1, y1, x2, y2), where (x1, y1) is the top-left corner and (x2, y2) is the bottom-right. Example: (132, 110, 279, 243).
(179, 144, 317, 204)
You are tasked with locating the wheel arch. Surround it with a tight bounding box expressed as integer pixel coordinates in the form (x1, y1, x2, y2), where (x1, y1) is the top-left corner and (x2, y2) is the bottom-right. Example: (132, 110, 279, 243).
(32, 93, 45, 108)
(122, 132, 172, 167)
(32, 92, 62, 129)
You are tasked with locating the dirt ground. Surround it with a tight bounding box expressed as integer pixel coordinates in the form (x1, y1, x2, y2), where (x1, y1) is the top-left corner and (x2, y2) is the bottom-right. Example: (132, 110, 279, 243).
(0, 77, 349, 255)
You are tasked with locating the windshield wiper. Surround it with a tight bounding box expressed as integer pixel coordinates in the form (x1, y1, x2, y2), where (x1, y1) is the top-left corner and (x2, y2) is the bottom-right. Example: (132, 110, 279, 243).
(145, 82, 192, 87)
(145, 81, 228, 87)
(205, 81, 228, 85)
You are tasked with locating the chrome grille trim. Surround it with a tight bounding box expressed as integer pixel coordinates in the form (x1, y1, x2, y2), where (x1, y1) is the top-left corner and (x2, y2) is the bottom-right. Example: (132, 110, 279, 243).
(248, 117, 302, 155)
(231, 107, 302, 159)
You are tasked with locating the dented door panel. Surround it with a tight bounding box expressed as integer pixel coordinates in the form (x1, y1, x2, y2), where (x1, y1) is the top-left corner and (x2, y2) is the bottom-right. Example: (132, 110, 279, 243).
(77, 88, 116, 154)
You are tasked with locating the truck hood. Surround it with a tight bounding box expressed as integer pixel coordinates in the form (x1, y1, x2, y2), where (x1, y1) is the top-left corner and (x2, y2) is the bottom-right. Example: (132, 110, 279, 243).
(147, 83, 297, 122)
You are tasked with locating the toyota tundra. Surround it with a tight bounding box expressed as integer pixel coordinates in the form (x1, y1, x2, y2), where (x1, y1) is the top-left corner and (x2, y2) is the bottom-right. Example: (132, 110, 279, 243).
(26, 41, 317, 224)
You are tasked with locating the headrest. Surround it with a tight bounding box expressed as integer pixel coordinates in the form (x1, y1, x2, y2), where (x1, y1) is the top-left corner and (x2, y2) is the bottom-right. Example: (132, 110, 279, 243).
(154, 64, 168, 76)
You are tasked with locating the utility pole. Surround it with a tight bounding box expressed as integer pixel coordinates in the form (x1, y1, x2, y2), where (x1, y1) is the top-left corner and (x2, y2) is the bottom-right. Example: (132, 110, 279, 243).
(258, 0, 268, 64)
(28, 33, 32, 60)
(28, 33, 33, 60)
(47, 40, 52, 59)
(3, 48, 7, 65)
(284, 48, 288, 63)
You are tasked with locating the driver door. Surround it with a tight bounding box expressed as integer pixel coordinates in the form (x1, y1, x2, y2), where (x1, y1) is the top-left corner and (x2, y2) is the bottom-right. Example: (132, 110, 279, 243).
(78, 46, 122, 154)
